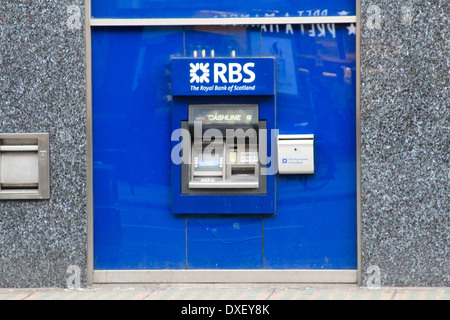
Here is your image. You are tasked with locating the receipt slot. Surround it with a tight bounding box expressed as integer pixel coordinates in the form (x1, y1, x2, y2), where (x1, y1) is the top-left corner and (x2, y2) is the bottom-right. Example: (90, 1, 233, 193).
(171, 57, 276, 214)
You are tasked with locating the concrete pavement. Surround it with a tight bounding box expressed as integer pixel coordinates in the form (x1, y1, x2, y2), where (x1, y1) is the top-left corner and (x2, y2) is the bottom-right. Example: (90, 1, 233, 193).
(0, 284, 448, 300)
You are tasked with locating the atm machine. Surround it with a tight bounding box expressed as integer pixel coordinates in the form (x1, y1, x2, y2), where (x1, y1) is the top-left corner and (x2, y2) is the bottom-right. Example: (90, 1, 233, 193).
(170, 57, 314, 214)
(171, 57, 277, 214)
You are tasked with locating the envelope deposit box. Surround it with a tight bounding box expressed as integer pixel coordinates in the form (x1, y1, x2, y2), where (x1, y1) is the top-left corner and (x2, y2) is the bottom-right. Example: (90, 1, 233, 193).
(277, 134, 314, 174)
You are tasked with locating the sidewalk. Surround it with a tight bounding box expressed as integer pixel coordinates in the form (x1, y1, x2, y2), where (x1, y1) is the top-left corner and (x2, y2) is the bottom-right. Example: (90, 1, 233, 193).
(0, 284, 448, 300)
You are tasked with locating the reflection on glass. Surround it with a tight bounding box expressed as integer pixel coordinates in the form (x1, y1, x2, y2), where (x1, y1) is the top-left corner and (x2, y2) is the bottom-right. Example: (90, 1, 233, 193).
(261, 23, 357, 269)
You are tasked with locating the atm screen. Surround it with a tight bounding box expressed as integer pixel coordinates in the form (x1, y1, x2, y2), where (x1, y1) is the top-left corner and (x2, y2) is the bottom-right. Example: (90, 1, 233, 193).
(193, 144, 223, 173)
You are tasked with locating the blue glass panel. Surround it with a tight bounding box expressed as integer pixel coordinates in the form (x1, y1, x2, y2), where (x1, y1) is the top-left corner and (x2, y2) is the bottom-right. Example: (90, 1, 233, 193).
(92, 26, 186, 269)
(262, 24, 357, 269)
(91, 0, 356, 19)
(92, 23, 357, 270)
(187, 216, 263, 269)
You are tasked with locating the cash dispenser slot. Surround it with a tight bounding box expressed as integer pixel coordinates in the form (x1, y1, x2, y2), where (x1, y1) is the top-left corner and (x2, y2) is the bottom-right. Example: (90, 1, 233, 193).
(231, 166, 255, 176)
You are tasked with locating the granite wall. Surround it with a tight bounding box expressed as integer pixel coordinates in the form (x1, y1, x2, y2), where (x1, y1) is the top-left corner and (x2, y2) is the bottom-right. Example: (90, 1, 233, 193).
(0, 0, 87, 287)
(360, 0, 449, 286)
(0, 0, 448, 287)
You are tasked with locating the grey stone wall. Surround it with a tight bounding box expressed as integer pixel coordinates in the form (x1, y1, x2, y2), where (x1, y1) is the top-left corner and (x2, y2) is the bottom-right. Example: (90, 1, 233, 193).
(360, 0, 449, 286)
(0, 1, 86, 287)
(0, 0, 448, 288)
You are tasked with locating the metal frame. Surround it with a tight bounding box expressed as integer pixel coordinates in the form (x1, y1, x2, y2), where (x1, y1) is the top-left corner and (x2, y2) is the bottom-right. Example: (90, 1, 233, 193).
(85, 0, 94, 286)
(90, 16, 356, 26)
(85, 0, 361, 285)
(355, 0, 362, 287)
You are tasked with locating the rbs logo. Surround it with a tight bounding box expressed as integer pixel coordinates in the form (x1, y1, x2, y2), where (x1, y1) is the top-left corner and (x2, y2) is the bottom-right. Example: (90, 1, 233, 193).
(190, 62, 255, 84)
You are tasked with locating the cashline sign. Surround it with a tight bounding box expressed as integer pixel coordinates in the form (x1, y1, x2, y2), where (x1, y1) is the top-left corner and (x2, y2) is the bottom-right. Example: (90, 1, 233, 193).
(171, 57, 275, 96)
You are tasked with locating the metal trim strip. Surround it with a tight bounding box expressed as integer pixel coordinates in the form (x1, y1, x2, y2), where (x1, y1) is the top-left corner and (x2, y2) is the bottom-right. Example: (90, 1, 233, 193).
(90, 16, 357, 26)
(93, 270, 358, 283)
